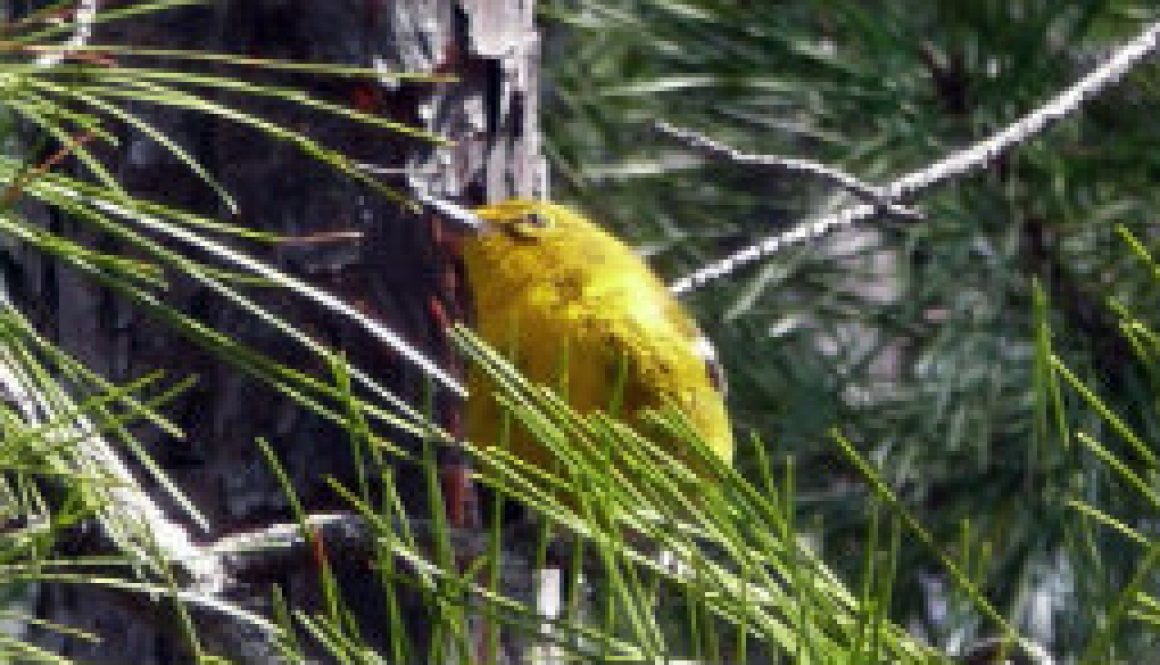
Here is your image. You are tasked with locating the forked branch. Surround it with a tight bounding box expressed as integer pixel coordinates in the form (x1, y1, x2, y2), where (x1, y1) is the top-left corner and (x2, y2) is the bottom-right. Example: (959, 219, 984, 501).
(670, 20, 1160, 294)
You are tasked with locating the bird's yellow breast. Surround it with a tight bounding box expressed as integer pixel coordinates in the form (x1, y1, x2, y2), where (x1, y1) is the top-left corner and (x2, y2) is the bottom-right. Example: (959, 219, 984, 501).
(461, 199, 733, 470)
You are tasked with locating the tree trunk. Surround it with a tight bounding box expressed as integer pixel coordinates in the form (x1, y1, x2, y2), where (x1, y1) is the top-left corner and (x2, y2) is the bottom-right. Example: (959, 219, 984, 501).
(23, 1, 543, 662)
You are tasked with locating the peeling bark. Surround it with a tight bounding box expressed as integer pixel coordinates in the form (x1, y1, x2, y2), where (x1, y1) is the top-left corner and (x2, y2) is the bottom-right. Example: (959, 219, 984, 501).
(21, 1, 543, 662)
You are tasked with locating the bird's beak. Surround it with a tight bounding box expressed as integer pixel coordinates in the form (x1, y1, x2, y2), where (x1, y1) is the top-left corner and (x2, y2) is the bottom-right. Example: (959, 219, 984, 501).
(413, 190, 489, 234)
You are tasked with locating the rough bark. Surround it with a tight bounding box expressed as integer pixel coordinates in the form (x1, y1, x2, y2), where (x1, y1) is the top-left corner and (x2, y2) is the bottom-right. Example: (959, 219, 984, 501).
(21, 1, 543, 662)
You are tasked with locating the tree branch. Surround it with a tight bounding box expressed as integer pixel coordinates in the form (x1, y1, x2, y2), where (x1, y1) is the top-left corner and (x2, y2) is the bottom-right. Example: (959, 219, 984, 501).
(670, 20, 1160, 295)
(651, 120, 923, 220)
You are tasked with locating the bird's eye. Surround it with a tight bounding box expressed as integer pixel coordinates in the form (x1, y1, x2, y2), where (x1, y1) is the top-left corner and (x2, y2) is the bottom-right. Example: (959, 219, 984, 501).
(501, 210, 551, 241)
(525, 211, 551, 228)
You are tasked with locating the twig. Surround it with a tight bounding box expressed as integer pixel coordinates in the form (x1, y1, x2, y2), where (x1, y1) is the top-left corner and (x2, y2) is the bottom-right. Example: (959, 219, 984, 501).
(670, 20, 1160, 295)
(652, 120, 922, 221)
(0, 131, 96, 207)
(4, 42, 118, 66)
(272, 230, 365, 245)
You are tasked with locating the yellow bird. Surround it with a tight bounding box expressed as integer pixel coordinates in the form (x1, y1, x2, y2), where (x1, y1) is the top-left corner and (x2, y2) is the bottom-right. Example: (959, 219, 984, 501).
(459, 199, 733, 472)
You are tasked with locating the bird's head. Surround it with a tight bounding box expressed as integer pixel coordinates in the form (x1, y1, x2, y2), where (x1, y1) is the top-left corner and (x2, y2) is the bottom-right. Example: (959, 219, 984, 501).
(472, 199, 590, 241)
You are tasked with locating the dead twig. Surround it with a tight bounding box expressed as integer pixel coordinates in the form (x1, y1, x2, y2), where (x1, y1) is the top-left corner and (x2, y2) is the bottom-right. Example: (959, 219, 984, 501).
(652, 120, 923, 221)
(671, 20, 1160, 295)
(271, 230, 365, 245)
(0, 131, 96, 208)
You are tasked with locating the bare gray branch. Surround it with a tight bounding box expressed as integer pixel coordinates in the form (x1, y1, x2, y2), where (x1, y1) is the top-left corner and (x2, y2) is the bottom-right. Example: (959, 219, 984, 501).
(652, 120, 922, 220)
(671, 21, 1160, 295)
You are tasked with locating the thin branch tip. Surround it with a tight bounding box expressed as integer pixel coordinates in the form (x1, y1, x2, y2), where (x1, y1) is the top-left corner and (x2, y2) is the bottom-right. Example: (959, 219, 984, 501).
(651, 119, 921, 220)
(671, 20, 1160, 294)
